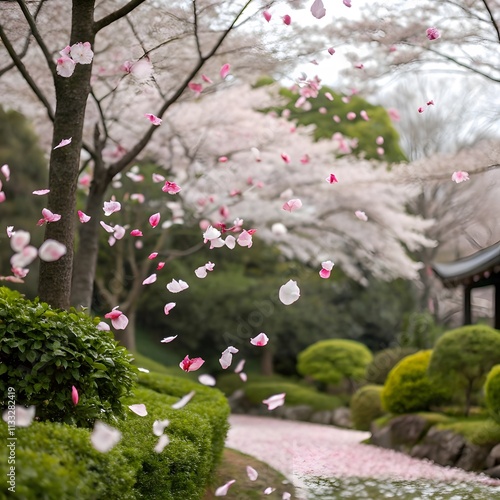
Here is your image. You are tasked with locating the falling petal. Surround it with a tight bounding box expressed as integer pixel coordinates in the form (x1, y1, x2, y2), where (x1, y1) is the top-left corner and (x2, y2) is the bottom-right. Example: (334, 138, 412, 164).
(161, 335, 178, 343)
(153, 419, 170, 436)
(128, 404, 147, 417)
(198, 374, 216, 386)
(279, 280, 300, 305)
(91, 421, 122, 453)
(154, 434, 170, 453)
(215, 480, 236, 496)
(172, 390, 196, 409)
(38, 240, 66, 262)
(2, 405, 35, 427)
(54, 137, 72, 150)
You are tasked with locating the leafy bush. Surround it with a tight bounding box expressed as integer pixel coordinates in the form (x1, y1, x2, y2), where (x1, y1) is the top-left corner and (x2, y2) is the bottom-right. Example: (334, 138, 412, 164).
(484, 364, 500, 424)
(0, 287, 137, 426)
(243, 381, 344, 411)
(351, 385, 385, 430)
(0, 371, 230, 499)
(365, 347, 417, 385)
(382, 350, 448, 414)
(429, 325, 500, 416)
(297, 339, 373, 391)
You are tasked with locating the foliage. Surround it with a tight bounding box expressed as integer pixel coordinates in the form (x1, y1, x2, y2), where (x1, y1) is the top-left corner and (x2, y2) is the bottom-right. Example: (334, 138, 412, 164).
(0, 370, 230, 499)
(484, 365, 500, 425)
(398, 312, 444, 350)
(243, 381, 344, 411)
(278, 86, 407, 163)
(350, 385, 385, 431)
(365, 347, 418, 385)
(0, 287, 136, 427)
(428, 325, 500, 415)
(297, 339, 373, 389)
(436, 417, 500, 447)
(216, 373, 299, 397)
(382, 350, 449, 414)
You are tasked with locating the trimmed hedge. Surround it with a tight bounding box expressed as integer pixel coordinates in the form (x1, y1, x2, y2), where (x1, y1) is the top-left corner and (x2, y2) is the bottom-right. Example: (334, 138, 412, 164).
(0, 287, 136, 426)
(382, 350, 448, 414)
(485, 364, 500, 424)
(0, 371, 230, 499)
(365, 347, 417, 385)
(351, 385, 384, 431)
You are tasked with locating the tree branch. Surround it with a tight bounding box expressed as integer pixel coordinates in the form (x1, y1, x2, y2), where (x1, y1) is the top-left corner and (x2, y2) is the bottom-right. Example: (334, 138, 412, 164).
(0, 23, 54, 121)
(481, 0, 500, 44)
(193, 0, 203, 60)
(94, 0, 147, 33)
(16, 0, 56, 78)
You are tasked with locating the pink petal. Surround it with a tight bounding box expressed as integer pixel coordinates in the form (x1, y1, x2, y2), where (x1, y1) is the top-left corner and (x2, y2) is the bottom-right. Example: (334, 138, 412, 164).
(148, 252, 159, 259)
(215, 479, 236, 496)
(161, 335, 178, 343)
(130, 229, 143, 237)
(166, 279, 189, 293)
(239, 372, 248, 382)
(250, 333, 269, 346)
(33, 189, 50, 195)
(219, 346, 239, 369)
(328, 47, 335, 55)
(262, 393, 286, 410)
(157, 262, 165, 270)
(179, 355, 205, 372)
(451, 171, 469, 183)
(164, 302, 176, 315)
(10, 230, 30, 252)
(54, 137, 72, 150)
(234, 359, 246, 374)
(220, 63, 230, 79)
(322, 260, 334, 271)
(171, 390, 196, 409)
(1, 164, 10, 181)
(71, 386, 79, 405)
(355, 210, 368, 221)
(152, 173, 165, 183)
(281, 152, 291, 164)
(128, 403, 147, 416)
(38, 240, 66, 262)
(149, 212, 161, 228)
(78, 210, 91, 223)
(311, 0, 326, 19)
(162, 181, 181, 194)
(145, 113, 162, 126)
(112, 313, 129, 330)
(263, 10, 272, 22)
(103, 200, 121, 216)
(91, 421, 122, 453)
(264, 487, 276, 494)
(188, 82, 203, 94)
(282, 14, 291, 25)
(282, 199, 302, 212)
(319, 268, 331, 279)
(198, 374, 216, 386)
(142, 273, 157, 285)
(201, 74, 212, 83)
(426, 27, 441, 40)
(326, 173, 338, 184)
(246, 465, 258, 481)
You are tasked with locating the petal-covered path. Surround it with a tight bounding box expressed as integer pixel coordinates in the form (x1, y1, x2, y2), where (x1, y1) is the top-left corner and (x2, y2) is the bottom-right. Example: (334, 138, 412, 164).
(226, 415, 500, 499)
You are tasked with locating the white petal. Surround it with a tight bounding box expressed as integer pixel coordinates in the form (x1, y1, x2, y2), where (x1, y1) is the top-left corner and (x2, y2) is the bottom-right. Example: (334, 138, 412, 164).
(91, 421, 122, 453)
(2, 405, 35, 427)
(153, 419, 170, 436)
(172, 390, 196, 409)
(154, 434, 170, 453)
(279, 280, 300, 305)
(128, 403, 147, 416)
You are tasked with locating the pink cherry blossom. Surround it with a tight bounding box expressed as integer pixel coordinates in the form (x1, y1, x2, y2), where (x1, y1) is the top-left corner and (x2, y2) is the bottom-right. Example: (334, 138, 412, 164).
(215, 479, 236, 496)
(54, 137, 72, 150)
(262, 393, 286, 410)
(71, 386, 79, 405)
(56, 56, 76, 77)
(451, 171, 470, 183)
(129, 404, 147, 416)
(149, 212, 161, 228)
(37, 208, 61, 226)
(282, 14, 291, 25)
(1, 164, 10, 181)
(328, 47, 335, 55)
(162, 181, 181, 194)
(167, 279, 189, 293)
(142, 273, 157, 285)
(198, 374, 216, 386)
(145, 113, 162, 126)
(246, 466, 258, 481)
(179, 356, 205, 372)
(250, 333, 269, 346)
(33, 189, 50, 195)
(10, 230, 30, 252)
(38, 240, 67, 262)
(279, 280, 300, 305)
(220, 63, 230, 79)
(164, 302, 176, 315)
(263, 10, 272, 22)
(355, 210, 368, 221)
(104, 306, 129, 330)
(78, 210, 91, 223)
(172, 390, 196, 409)
(70, 42, 93, 64)
(311, 0, 326, 19)
(282, 199, 302, 212)
(188, 82, 203, 94)
(91, 421, 122, 453)
(220, 346, 239, 369)
(326, 173, 338, 184)
(103, 200, 121, 216)
(161, 335, 178, 343)
(130, 229, 143, 237)
(426, 27, 441, 40)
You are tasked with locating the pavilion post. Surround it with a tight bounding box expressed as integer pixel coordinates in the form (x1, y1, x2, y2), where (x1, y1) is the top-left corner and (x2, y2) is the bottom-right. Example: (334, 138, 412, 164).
(495, 283, 500, 330)
(464, 285, 472, 325)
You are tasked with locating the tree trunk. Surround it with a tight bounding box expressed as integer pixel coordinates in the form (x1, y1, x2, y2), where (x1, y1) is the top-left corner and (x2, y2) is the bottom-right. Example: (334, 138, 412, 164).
(120, 308, 136, 352)
(464, 379, 474, 417)
(261, 348, 274, 376)
(38, 0, 96, 309)
(71, 162, 110, 309)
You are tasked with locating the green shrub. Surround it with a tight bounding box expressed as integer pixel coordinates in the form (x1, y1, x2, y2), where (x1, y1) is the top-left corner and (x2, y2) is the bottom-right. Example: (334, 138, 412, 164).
(243, 381, 343, 411)
(297, 339, 373, 392)
(429, 325, 500, 416)
(365, 347, 417, 385)
(0, 287, 137, 426)
(0, 371, 230, 499)
(485, 364, 500, 424)
(351, 385, 385, 430)
(382, 350, 448, 414)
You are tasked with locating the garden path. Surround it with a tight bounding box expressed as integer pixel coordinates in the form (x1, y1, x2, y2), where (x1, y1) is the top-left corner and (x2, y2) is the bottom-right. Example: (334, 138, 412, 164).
(226, 414, 500, 499)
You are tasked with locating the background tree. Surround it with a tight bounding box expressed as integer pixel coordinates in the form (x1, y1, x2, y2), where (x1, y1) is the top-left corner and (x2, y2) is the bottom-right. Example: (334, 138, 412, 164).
(296, 339, 373, 394)
(428, 325, 500, 416)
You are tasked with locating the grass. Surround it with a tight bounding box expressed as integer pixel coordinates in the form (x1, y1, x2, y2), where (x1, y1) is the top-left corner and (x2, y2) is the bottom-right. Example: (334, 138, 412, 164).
(437, 417, 500, 446)
(203, 448, 296, 499)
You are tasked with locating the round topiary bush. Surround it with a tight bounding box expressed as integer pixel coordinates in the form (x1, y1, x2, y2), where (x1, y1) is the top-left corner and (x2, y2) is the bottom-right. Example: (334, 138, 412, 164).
(485, 364, 500, 424)
(365, 347, 418, 385)
(382, 350, 448, 414)
(297, 339, 373, 393)
(350, 384, 384, 431)
(0, 287, 137, 426)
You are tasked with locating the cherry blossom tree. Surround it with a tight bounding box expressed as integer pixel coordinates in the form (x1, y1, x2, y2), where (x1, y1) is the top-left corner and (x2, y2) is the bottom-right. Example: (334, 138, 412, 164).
(0, 0, 324, 310)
